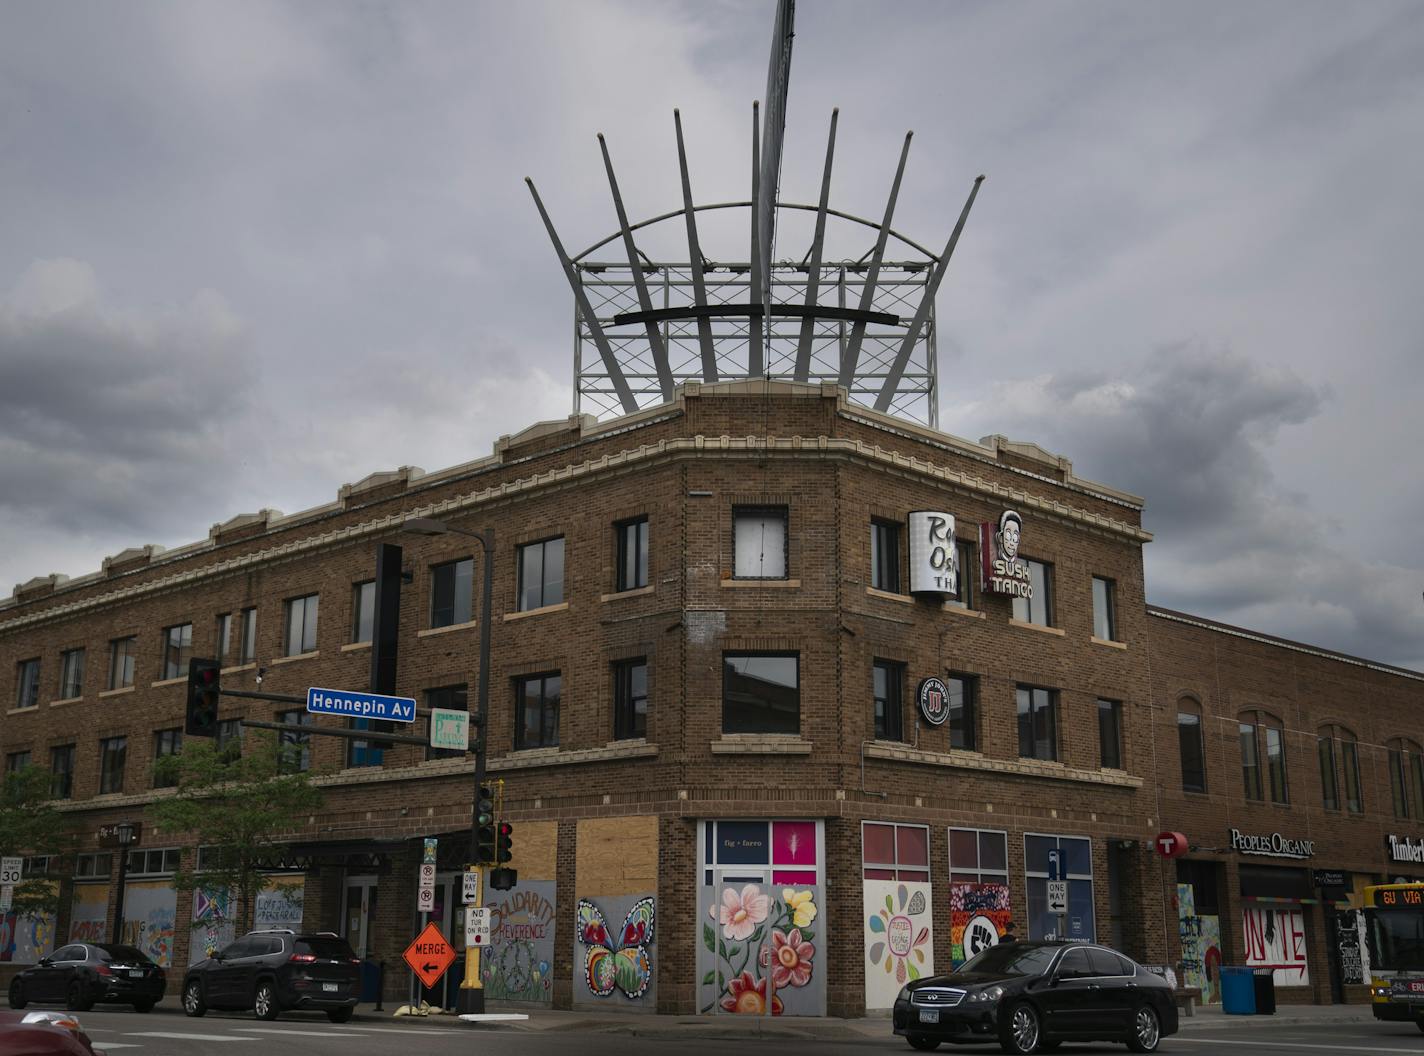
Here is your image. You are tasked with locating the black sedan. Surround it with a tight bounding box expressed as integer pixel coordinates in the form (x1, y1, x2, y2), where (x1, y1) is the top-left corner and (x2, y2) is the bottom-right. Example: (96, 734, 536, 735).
(7, 943, 167, 1013)
(893, 941, 1177, 1053)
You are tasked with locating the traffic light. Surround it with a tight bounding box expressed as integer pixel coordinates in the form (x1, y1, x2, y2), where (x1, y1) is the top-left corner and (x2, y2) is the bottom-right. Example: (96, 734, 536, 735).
(489, 866, 517, 892)
(475, 785, 496, 863)
(185, 658, 221, 737)
(497, 821, 514, 863)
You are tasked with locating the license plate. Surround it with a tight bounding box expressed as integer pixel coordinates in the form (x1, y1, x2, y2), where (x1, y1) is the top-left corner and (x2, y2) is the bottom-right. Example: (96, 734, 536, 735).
(919, 1009, 940, 1024)
(323, 983, 339, 993)
(129, 970, 144, 978)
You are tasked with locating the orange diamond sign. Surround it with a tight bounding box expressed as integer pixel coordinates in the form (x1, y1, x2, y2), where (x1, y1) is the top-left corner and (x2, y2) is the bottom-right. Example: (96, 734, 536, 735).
(403, 921, 456, 989)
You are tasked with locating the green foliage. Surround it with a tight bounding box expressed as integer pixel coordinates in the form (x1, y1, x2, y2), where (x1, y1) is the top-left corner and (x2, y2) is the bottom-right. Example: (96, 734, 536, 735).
(0, 764, 72, 915)
(151, 731, 323, 934)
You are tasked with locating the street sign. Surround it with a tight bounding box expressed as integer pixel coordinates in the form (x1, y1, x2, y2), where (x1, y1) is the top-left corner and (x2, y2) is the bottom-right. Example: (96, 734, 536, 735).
(464, 907, 491, 947)
(306, 686, 417, 723)
(0, 887, 11, 912)
(1047, 880, 1068, 914)
(1154, 831, 1189, 859)
(0, 857, 22, 886)
(417, 886, 436, 913)
(1046, 848, 1065, 882)
(462, 870, 482, 905)
(403, 922, 456, 989)
(419, 863, 436, 886)
(422, 837, 438, 865)
(429, 708, 470, 751)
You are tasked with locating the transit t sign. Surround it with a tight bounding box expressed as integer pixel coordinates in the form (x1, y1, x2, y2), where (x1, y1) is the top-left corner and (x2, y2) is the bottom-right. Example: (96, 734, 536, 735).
(403, 921, 456, 989)
(307, 686, 416, 723)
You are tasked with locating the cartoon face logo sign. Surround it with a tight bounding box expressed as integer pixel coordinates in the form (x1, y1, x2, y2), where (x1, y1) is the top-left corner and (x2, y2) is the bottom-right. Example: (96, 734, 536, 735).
(997, 510, 1022, 562)
(979, 510, 1032, 599)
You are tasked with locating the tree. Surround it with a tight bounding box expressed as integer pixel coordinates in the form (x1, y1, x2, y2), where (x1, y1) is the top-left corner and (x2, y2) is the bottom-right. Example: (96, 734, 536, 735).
(152, 731, 323, 936)
(0, 764, 71, 916)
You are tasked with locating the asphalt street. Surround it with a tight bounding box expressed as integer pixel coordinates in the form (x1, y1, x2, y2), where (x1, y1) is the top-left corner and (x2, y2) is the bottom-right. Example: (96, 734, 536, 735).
(43, 1005, 1424, 1056)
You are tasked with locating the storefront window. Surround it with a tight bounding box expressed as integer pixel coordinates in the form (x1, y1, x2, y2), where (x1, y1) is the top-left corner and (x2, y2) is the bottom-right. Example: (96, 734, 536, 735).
(1024, 833, 1094, 942)
(862, 822, 929, 881)
(948, 828, 1010, 966)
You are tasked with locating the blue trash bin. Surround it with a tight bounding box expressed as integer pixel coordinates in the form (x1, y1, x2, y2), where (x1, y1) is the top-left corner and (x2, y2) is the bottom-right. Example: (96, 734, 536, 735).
(1220, 966, 1256, 1015)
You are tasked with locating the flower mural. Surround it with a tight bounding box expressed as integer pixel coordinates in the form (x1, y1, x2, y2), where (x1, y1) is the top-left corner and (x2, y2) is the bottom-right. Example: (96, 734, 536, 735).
(718, 884, 770, 942)
(702, 885, 820, 1015)
(720, 970, 784, 1015)
(783, 888, 817, 929)
(761, 928, 815, 988)
(867, 883, 931, 984)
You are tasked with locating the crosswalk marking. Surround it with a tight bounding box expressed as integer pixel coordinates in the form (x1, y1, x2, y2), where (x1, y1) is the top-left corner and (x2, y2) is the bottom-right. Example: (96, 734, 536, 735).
(122, 1032, 258, 1042)
(233, 1027, 375, 1038)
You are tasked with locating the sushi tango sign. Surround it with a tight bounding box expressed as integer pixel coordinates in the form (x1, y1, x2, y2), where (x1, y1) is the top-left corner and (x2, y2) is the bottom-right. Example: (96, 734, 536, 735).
(979, 510, 1032, 598)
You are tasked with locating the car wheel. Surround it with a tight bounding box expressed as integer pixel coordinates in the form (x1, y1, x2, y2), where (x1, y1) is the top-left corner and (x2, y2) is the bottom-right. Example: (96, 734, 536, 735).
(999, 1000, 1042, 1055)
(327, 1006, 355, 1024)
(183, 979, 207, 1017)
(1126, 1003, 1161, 1053)
(66, 979, 94, 1012)
(253, 980, 279, 1021)
(7, 978, 26, 1009)
(133, 999, 156, 1013)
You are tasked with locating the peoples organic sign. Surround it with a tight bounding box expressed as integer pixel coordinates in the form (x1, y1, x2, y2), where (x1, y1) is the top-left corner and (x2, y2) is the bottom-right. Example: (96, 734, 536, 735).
(1229, 828, 1315, 859)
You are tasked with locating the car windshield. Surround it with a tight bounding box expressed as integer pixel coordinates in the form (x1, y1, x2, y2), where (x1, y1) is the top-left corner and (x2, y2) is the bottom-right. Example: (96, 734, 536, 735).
(958, 944, 1059, 976)
(96, 945, 151, 964)
(1368, 908, 1424, 972)
(296, 938, 357, 960)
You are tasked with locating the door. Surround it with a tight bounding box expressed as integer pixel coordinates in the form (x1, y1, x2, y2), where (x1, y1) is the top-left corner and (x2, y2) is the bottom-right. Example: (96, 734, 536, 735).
(704, 866, 777, 1016)
(206, 937, 253, 1007)
(1087, 946, 1134, 1031)
(35, 944, 83, 1002)
(1039, 946, 1105, 1037)
(342, 875, 379, 959)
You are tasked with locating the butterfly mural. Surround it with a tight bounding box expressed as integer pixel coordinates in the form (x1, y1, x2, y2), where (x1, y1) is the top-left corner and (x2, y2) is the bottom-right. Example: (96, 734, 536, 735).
(576, 896, 655, 1000)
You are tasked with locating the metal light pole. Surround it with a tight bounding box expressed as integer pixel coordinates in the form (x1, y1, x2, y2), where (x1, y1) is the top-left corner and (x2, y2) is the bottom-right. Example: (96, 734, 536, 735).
(401, 517, 493, 1016)
(109, 823, 137, 945)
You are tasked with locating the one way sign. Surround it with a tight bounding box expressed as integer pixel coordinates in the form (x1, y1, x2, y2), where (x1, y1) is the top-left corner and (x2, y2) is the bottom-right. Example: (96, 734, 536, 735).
(403, 921, 456, 989)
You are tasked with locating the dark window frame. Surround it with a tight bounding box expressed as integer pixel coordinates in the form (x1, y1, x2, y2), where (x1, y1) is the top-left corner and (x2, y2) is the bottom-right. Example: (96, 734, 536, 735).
(152, 728, 183, 788)
(4, 751, 30, 774)
(161, 623, 193, 681)
(239, 607, 257, 665)
(872, 659, 904, 742)
(514, 672, 562, 750)
(722, 652, 800, 735)
(612, 658, 648, 741)
(351, 580, 376, 643)
(58, 647, 85, 700)
(947, 673, 978, 750)
(277, 710, 313, 773)
(283, 594, 319, 657)
(99, 736, 128, 795)
(615, 517, 650, 593)
(1092, 576, 1118, 641)
(16, 658, 41, 709)
(429, 558, 474, 629)
(948, 539, 976, 610)
(870, 519, 902, 594)
(1177, 700, 1207, 793)
(1240, 710, 1288, 804)
(108, 637, 136, 690)
(516, 537, 566, 612)
(1016, 684, 1059, 762)
(1098, 698, 1123, 770)
(731, 506, 789, 581)
(1011, 559, 1054, 627)
(50, 745, 75, 799)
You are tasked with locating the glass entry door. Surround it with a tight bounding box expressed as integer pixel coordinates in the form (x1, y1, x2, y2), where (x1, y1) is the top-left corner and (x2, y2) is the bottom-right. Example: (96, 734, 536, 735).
(342, 875, 378, 959)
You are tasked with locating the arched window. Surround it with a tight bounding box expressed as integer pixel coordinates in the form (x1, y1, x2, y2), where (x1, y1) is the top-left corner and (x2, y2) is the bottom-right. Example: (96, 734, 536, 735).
(1240, 710, 1288, 804)
(1386, 739, 1424, 820)
(1317, 725, 1363, 814)
(1177, 697, 1206, 793)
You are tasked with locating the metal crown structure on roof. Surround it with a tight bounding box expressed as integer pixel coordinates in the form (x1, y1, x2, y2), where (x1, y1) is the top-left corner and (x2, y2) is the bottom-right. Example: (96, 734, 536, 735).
(527, 0, 982, 428)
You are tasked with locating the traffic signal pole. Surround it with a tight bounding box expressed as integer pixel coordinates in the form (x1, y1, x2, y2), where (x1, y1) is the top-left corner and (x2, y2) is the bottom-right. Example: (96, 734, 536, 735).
(459, 527, 495, 1016)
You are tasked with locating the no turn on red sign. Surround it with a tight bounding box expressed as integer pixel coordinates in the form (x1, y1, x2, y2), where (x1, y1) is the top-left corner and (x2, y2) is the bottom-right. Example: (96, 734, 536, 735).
(403, 921, 456, 989)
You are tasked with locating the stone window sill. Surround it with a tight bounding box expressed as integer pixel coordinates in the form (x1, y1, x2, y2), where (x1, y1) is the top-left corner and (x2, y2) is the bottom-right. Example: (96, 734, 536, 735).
(943, 603, 987, 620)
(98, 686, 136, 699)
(221, 662, 256, 675)
(711, 735, 813, 756)
(865, 587, 913, 604)
(6, 706, 39, 716)
(504, 602, 570, 622)
(863, 741, 1142, 788)
(150, 675, 187, 688)
(270, 651, 320, 665)
(1008, 619, 1066, 637)
(417, 620, 477, 638)
(721, 578, 801, 589)
(49, 696, 84, 707)
(600, 584, 655, 602)
(340, 641, 373, 652)
(1091, 636, 1128, 650)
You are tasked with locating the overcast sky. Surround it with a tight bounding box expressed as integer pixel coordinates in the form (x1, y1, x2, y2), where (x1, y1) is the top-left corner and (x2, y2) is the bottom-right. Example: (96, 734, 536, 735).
(2, 1, 1422, 669)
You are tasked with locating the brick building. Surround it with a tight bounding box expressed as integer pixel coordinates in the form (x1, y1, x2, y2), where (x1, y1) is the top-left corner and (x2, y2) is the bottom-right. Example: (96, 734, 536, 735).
(1, 381, 1420, 1015)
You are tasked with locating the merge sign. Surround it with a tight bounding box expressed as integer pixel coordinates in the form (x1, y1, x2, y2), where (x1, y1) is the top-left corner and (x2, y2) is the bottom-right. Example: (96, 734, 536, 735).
(307, 687, 416, 723)
(404, 922, 456, 989)
(429, 708, 470, 751)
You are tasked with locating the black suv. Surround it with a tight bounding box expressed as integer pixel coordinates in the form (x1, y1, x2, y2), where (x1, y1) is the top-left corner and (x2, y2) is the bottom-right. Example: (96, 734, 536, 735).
(181, 930, 361, 1022)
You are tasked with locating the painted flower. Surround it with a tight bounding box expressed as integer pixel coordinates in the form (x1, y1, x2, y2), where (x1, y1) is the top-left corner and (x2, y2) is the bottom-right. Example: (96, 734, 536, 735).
(759, 927, 815, 989)
(719, 971, 784, 1015)
(782, 888, 818, 929)
(719, 884, 770, 941)
(868, 883, 932, 984)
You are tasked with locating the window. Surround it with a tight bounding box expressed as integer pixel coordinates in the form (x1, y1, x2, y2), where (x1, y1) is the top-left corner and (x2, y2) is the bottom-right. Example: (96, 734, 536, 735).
(615, 517, 649, 592)
(1240, 711, 1288, 804)
(515, 673, 561, 749)
(50, 746, 74, 799)
(125, 848, 181, 877)
(58, 648, 85, 699)
(862, 821, 930, 881)
(1092, 577, 1117, 641)
(426, 684, 469, 760)
(1098, 699, 1123, 770)
(346, 720, 384, 769)
(216, 613, 234, 667)
(612, 659, 648, 741)
(516, 537, 565, 611)
(216, 719, 243, 762)
(1016, 685, 1058, 761)
(5, 751, 30, 774)
(1025, 833, 1095, 941)
(872, 660, 904, 742)
(1388, 740, 1424, 820)
(283, 594, 319, 656)
(73, 853, 112, 879)
(429, 559, 473, 628)
(1011, 560, 1053, 626)
(152, 728, 182, 788)
(948, 539, 975, 609)
(15, 658, 40, 709)
(277, 710, 313, 773)
(732, 507, 787, 579)
(162, 623, 193, 680)
(239, 607, 257, 664)
(108, 637, 136, 690)
(870, 520, 901, 593)
(1177, 699, 1206, 792)
(99, 736, 127, 795)
(946, 674, 978, 750)
(722, 653, 799, 734)
(1318, 725, 1363, 814)
(949, 827, 1009, 884)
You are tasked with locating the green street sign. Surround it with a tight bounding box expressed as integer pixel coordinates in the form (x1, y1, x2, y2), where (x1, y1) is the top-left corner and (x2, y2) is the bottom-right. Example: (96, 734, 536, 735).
(429, 708, 470, 752)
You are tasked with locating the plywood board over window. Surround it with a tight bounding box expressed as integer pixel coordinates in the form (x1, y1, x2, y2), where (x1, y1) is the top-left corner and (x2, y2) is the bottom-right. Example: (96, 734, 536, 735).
(576, 815, 658, 895)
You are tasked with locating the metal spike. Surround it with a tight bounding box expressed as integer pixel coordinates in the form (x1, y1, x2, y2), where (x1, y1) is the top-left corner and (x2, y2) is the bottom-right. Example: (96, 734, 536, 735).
(794, 109, 838, 381)
(749, 101, 764, 377)
(674, 110, 717, 382)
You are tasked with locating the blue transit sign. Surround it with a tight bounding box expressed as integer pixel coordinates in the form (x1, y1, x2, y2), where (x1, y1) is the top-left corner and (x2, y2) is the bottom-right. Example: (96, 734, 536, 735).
(1047, 848, 1065, 882)
(306, 686, 417, 723)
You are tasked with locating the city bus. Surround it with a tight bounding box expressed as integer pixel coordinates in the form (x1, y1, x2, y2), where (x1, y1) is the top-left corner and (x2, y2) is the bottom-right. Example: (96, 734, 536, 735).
(1364, 883, 1424, 1029)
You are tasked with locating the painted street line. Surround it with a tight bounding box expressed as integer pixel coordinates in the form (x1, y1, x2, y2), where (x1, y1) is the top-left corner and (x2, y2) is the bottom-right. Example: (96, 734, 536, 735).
(90, 1045, 142, 1050)
(122, 1032, 258, 1042)
(1188, 1038, 1424, 1054)
(232, 1027, 374, 1038)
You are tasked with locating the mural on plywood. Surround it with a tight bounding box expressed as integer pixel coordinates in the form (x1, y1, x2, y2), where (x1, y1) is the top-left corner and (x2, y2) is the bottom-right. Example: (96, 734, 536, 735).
(949, 881, 1009, 967)
(121, 881, 176, 968)
(69, 886, 108, 943)
(480, 879, 556, 1004)
(574, 896, 655, 1004)
(699, 884, 825, 1016)
(865, 880, 934, 1008)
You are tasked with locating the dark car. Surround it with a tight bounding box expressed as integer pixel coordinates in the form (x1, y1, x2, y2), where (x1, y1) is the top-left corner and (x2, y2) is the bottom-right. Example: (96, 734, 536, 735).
(0, 1011, 100, 1056)
(893, 940, 1178, 1054)
(7, 943, 167, 1013)
(181, 929, 361, 1022)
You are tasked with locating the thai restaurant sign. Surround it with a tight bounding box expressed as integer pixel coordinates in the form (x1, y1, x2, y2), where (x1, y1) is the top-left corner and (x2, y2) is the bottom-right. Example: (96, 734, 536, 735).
(907, 511, 957, 595)
(978, 510, 1031, 598)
